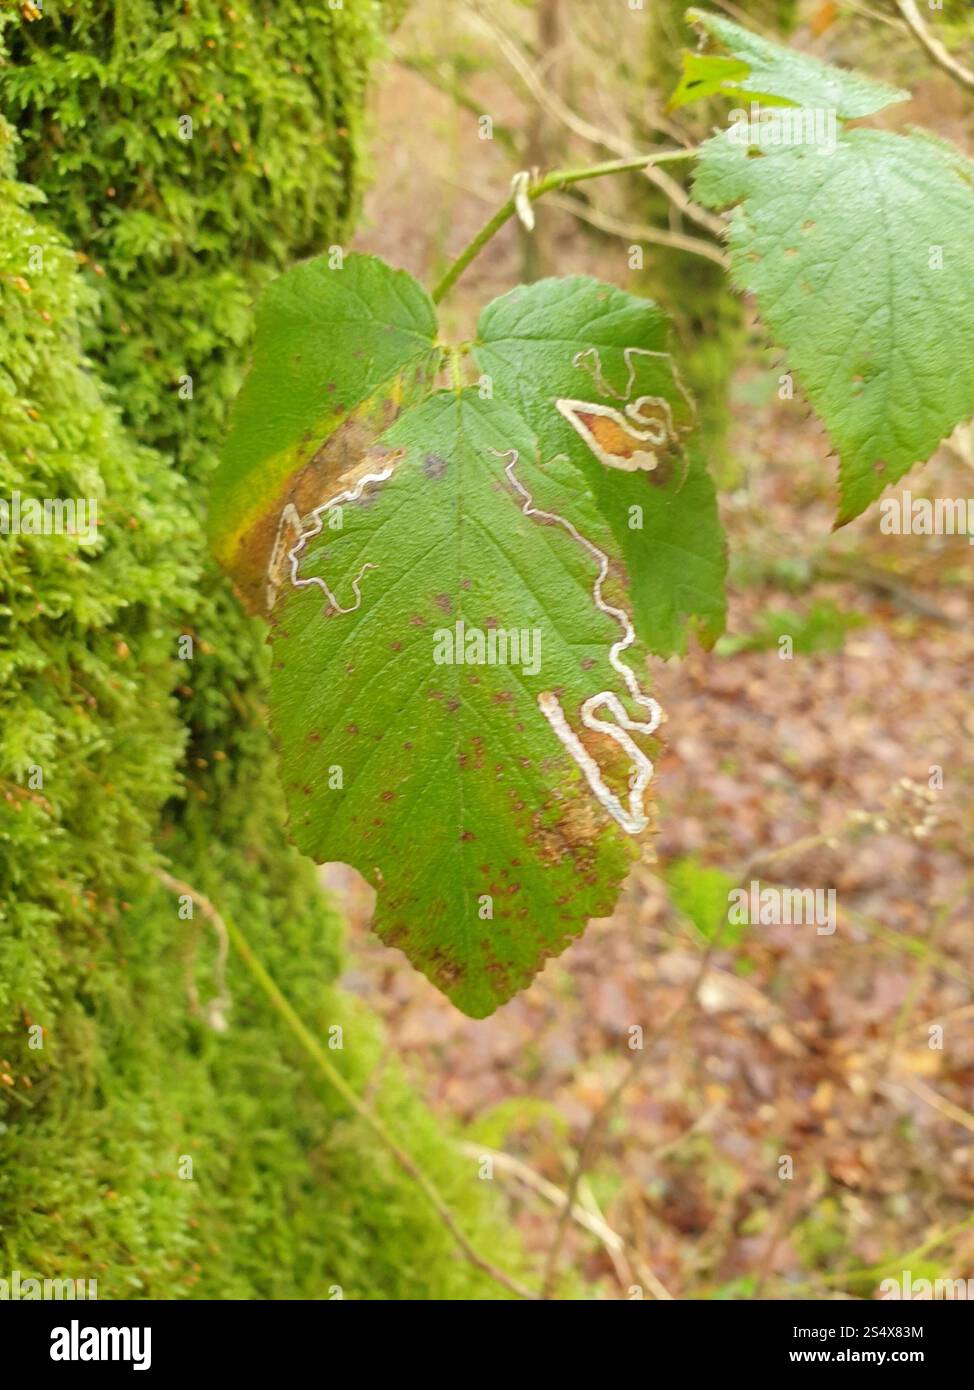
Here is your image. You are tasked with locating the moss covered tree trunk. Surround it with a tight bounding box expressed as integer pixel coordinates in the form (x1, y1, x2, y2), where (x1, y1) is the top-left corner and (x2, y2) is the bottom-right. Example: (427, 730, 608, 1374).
(0, 1, 522, 1299)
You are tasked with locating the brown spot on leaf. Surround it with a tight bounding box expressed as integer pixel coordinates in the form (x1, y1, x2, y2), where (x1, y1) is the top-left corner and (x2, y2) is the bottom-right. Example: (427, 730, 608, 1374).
(424, 453, 449, 480)
(428, 952, 464, 987)
(227, 412, 407, 615)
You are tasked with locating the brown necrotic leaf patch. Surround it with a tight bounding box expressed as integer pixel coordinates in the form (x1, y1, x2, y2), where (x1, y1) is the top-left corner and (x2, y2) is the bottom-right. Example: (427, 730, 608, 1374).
(230, 395, 407, 615)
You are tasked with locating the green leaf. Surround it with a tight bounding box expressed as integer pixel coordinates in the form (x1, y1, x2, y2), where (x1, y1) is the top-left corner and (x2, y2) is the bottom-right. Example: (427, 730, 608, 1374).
(208, 253, 440, 611)
(475, 277, 726, 654)
(715, 600, 866, 657)
(664, 855, 739, 943)
(682, 8, 908, 117)
(669, 50, 787, 113)
(695, 128, 974, 522)
(269, 390, 659, 1017)
(212, 260, 722, 1014)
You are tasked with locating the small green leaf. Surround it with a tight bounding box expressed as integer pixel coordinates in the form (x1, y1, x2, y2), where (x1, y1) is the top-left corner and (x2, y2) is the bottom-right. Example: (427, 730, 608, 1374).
(668, 50, 784, 113)
(208, 253, 440, 610)
(695, 128, 974, 522)
(683, 8, 908, 117)
(664, 855, 739, 943)
(476, 277, 726, 654)
(715, 600, 866, 656)
(270, 390, 660, 1017)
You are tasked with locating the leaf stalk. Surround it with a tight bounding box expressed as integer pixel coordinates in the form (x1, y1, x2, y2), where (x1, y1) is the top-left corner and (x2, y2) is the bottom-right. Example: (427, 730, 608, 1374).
(431, 148, 699, 305)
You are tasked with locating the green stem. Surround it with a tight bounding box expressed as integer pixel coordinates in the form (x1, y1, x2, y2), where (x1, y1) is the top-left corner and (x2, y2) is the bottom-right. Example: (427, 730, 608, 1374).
(151, 867, 538, 1300)
(431, 148, 699, 305)
(447, 344, 466, 392)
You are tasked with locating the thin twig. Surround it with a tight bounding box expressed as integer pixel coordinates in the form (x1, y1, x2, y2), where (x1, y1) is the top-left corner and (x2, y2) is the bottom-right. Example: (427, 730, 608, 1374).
(468, 5, 630, 154)
(708, 0, 777, 35)
(896, 1077, 974, 1136)
(392, 51, 521, 157)
(538, 796, 920, 1298)
(877, 900, 951, 1077)
(544, 189, 728, 267)
(839, 0, 905, 31)
(174, 870, 232, 1030)
(577, 1179, 633, 1292)
(769, 1214, 974, 1297)
(895, 0, 974, 95)
(815, 556, 963, 628)
(150, 867, 538, 1301)
(539, 936, 721, 1298)
(844, 906, 974, 990)
(431, 147, 697, 303)
(467, 4, 723, 238)
(642, 162, 726, 239)
(460, 1142, 625, 1247)
(462, 1142, 673, 1298)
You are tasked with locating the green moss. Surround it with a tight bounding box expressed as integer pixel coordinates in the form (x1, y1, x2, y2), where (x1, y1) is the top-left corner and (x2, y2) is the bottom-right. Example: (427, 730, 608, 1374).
(0, 2, 528, 1299)
(0, 0, 379, 464)
(0, 119, 194, 1031)
(3, 863, 524, 1299)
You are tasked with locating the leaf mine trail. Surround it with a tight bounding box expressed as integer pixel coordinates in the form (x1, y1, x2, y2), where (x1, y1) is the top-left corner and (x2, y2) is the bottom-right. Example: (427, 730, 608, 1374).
(283, 437, 662, 838)
(555, 345, 695, 476)
(495, 446, 662, 836)
(286, 466, 396, 613)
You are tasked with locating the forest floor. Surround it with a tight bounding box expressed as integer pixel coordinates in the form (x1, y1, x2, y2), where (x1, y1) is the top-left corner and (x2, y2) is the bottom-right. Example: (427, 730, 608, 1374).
(324, 6, 974, 1299)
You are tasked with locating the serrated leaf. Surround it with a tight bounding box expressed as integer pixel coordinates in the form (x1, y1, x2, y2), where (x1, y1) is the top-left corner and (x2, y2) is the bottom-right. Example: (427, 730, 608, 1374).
(212, 260, 721, 1014)
(475, 277, 726, 654)
(694, 128, 974, 521)
(208, 253, 440, 611)
(269, 390, 659, 1017)
(683, 8, 907, 117)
